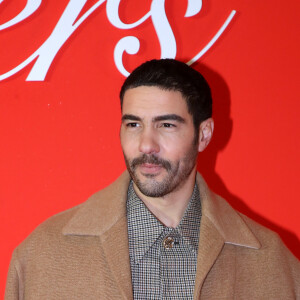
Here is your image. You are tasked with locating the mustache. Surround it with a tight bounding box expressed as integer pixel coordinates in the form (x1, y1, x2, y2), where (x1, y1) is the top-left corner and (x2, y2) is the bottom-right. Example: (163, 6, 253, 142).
(131, 154, 172, 171)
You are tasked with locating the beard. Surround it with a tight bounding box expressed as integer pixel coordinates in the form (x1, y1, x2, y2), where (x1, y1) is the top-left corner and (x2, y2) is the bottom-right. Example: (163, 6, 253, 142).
(123, 144, 198, 198)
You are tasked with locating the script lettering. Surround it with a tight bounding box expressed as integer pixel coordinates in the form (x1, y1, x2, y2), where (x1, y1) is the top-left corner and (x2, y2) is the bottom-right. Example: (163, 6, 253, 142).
(0, 0, 236, 81)
(0, 0, 41, 30)
(0, 0, 106, 81)
(109, 0, 202, 76)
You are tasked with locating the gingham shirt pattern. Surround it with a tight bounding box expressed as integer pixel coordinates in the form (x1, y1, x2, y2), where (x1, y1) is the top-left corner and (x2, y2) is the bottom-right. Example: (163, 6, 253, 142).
(127, 181, 201, 299)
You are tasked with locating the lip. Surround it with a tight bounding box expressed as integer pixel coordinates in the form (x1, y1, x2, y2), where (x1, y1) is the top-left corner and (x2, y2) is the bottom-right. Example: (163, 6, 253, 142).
(139, 163, 163, 174)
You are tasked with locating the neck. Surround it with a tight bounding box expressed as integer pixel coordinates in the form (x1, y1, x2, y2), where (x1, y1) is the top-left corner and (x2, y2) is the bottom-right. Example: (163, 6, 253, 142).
(133, 169, 197, 228)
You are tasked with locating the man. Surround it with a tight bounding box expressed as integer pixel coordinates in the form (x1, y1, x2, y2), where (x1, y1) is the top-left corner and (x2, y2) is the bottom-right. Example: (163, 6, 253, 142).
(5, 59, 299, 299)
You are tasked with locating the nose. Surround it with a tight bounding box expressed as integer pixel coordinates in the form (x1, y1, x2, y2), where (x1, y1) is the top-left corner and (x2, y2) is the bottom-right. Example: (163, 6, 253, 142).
(139, 128, 160, 154)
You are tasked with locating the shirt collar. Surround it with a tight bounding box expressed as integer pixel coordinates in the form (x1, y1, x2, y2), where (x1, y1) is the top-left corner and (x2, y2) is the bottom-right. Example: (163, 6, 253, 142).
(126, 181, 201, 264)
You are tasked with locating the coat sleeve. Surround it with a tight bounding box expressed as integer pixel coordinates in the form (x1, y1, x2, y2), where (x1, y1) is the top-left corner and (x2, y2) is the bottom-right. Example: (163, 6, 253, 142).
(5, 250, 22, 300)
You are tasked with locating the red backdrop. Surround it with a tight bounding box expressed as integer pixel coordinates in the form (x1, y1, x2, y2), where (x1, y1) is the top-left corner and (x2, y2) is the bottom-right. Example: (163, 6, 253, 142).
(1, 0, 299, 296)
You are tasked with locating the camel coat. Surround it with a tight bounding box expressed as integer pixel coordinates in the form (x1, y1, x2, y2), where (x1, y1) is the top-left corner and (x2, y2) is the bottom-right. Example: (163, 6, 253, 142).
(5, 172, 300, 299)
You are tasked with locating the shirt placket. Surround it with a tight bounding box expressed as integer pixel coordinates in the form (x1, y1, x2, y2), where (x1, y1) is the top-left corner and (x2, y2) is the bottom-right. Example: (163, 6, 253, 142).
(160, 227, 179, 299)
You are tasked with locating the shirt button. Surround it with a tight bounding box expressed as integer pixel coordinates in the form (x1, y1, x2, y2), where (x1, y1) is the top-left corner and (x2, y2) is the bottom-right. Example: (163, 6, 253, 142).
(163, 236, 174, 249)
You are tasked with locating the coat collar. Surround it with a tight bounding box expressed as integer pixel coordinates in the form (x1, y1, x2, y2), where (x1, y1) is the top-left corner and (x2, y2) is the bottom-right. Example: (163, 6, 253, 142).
(196, 173, 261, 249)
(62, 172, 133, 299)
(62, 171, 130, 236)
(62, 171, 261, 299)
(62, 171, 260, 250)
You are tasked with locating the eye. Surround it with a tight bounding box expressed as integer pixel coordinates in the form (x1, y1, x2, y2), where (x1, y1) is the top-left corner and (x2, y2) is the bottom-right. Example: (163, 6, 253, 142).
(162, 123, 176, 128)
(126, 122, 140, 128)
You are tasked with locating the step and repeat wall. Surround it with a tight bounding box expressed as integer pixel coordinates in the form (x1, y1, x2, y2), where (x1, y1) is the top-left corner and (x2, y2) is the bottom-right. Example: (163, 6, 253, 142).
(1, 0, 299, 295)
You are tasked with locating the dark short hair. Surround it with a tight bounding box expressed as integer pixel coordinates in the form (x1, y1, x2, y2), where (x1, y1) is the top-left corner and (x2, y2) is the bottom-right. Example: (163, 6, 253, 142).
(120, 59, 212, 136)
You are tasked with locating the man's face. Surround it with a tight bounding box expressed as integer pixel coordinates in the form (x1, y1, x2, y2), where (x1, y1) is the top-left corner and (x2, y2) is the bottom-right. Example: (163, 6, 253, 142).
(120, 86, 199, 198)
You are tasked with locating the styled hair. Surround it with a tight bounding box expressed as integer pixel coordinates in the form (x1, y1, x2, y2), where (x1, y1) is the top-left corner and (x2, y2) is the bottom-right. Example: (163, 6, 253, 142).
(119, 59, 212, 137)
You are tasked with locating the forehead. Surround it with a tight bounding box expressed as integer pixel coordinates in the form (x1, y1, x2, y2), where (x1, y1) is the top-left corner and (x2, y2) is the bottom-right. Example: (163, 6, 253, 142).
(122, 86, 189, 117)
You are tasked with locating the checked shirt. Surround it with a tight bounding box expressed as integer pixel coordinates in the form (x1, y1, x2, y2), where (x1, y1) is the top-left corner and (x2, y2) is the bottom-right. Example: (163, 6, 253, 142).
(126, 181, 201, 299)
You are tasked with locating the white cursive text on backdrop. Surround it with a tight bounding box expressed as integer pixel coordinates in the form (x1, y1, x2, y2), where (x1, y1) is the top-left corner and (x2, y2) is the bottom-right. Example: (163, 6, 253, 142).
(0, 0, 236, 81)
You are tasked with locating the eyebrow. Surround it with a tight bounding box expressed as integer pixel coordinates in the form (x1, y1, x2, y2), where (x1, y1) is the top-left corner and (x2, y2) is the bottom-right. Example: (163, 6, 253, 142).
(122, 114, 186, 123)
(153, 114, 186, 123)
(121, 114, 142, 122)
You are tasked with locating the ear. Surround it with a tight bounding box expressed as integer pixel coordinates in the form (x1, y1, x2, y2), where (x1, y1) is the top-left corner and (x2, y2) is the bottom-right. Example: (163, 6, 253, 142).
(197, 118, 214, 152)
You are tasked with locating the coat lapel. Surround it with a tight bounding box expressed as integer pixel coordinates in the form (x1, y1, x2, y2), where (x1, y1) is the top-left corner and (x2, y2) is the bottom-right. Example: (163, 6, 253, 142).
(100, 215, 133, 299)
(62, 172, 133, 299)
(193, 174, 261, 299)
(193, 215, 225, 298)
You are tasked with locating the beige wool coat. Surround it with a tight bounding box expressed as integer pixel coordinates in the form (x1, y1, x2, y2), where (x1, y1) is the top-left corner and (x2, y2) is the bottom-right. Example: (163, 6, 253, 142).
(5, 172, 300, 299)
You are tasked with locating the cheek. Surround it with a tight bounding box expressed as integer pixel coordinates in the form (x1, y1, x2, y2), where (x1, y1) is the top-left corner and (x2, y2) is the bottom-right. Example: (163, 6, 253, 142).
(164, 140, 197, 164)
(163, 143, 186, 161)
(120, 134, 137, 157)
(120, 133, 128, 154)
(162, 134, 191, 154)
